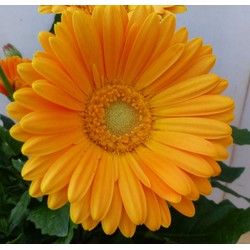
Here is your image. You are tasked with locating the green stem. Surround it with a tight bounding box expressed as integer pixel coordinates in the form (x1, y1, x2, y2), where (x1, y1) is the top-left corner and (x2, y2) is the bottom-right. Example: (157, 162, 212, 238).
(0, 65, 14, 101)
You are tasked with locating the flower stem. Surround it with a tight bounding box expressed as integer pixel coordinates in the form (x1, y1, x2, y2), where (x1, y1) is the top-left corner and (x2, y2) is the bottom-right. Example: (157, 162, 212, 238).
(0, 65, 14, 101)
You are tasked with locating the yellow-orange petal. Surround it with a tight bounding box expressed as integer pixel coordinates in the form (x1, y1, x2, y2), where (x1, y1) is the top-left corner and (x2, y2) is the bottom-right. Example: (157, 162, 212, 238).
(92, 6, 105, 41)
(170, 54, 216, 85)
(38, 5, 67, 14)
(146, 140, 214, 177)
(152, 131, 218, 157)
(70, 188, 91, 224)
(119, 207, 136, 238)
(123, 13, 160, 84)
(201, 108, 234, 124)
(135, 43, 184, 90)
(111, 154, 119, 182)
(53, 18, 84, 62)
(118, 156, 147, 224)
(184, 175, 200, 201)
(203, 156, 222, 177)
(21, 109, 82, 134)
(68, 144, 100, 203)
(32, 80, 84, 111)
(81, 216, 99, 231)
(102, 6, 127, 81)
(49, 36, 93, 96)
(197, 45, 213, 57)
(125, 152, 151, 188)
(128, 5, 154, 30)
(29, 179, 43, 197)
(41, 142, 86, 194)
(47, 186, 68, 210)
(170, 197, 195, 217)
(154, 117, 231, 140)
(116, 23, 137, 80)
(190, 175, 213, 196)
(209, 140, 230, 161)
(21, 149, 68, 180)
(144, 38, 203, 95)
(90, 151, 115, 221)
(143, 186, 162, 231)
(157, 197, 171, 228)
(136, 147, 191, 196)
(9, 123, 32, 142)
(17, 62, 42, 85)
(153, 95, 234, 117)
(163, 5, 187, 14)
(147, 14, 176, 62)
(22, 129, 83, 156)
(101, 184, 122, 235)
(38, 31, 55, 55)
(171, 27, 188, 44)
(207, 78, 228, 95)
(13, 87, 57, 111)
(136, 155, 181, 202)
(72, 12, 104, 78)
(32, 57, 85, 101)
(151, 74, 219, 107)
(6, 102, 32, 121)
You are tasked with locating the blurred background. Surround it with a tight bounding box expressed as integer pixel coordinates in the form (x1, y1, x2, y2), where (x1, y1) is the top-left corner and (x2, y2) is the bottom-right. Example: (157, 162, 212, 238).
(0, 6, 249, 210)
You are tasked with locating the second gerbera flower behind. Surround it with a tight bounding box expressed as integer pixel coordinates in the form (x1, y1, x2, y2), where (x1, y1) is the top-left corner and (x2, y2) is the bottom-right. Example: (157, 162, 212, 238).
(7, 6, 234, 237)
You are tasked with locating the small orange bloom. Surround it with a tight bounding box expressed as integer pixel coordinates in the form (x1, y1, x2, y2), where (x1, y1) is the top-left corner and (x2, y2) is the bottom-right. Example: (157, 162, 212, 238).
(0, 56, 30, 96)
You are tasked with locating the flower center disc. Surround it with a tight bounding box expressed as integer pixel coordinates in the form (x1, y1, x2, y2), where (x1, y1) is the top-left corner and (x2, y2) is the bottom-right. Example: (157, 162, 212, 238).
(105, 101, 139, 136)
(83, 84, 152, 153)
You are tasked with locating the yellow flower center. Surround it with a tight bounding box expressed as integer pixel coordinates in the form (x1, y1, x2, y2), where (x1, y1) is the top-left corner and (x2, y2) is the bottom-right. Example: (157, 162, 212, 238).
(83, 84, 152, 153)
(105, 101, 139, 136)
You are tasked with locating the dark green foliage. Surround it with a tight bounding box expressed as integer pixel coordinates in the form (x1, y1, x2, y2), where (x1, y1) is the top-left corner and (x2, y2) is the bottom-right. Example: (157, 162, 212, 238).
(213, 162, 245, 183)
(27, 203, 70, 237)
(231, 126, 250, 145)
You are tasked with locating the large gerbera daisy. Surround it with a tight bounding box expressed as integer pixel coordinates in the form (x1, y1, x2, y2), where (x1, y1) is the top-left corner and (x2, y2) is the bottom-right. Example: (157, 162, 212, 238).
(7, 6, 234, 237)
(0, 56, 30, 96)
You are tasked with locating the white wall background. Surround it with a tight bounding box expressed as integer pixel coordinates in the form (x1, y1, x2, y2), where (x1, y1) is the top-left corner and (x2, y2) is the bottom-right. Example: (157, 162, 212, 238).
(0, 5, 249, 208)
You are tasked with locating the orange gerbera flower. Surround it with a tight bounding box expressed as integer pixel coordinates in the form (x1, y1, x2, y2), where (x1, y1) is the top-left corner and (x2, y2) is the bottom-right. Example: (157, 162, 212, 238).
(38, 5, 186, 17)
(8, 6, 234, 237)
(127, 5, 187, 17)
(38, 5, 95, 14)
(0, 56, 30, 96)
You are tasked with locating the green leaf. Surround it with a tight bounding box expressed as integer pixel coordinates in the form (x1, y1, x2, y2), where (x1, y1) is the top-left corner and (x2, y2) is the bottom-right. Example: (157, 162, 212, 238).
(11, 159, 24, 172)
(54, 221, 78, 244)
(231, 126, 250, 145)
(49, 14, 61, 34)
(148, 197, 250, 243)
(0, 218, 8, 234)
(8, 191, 30, 235)
(27, 203, 70, 237)
(211, 181, 250, 203)
(0, 114, 15, 130)
(212, 162, 245, 183)
(0, 183, 6, 212)
(6, 233, 23, 244)
(0, 127, 22, 156)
